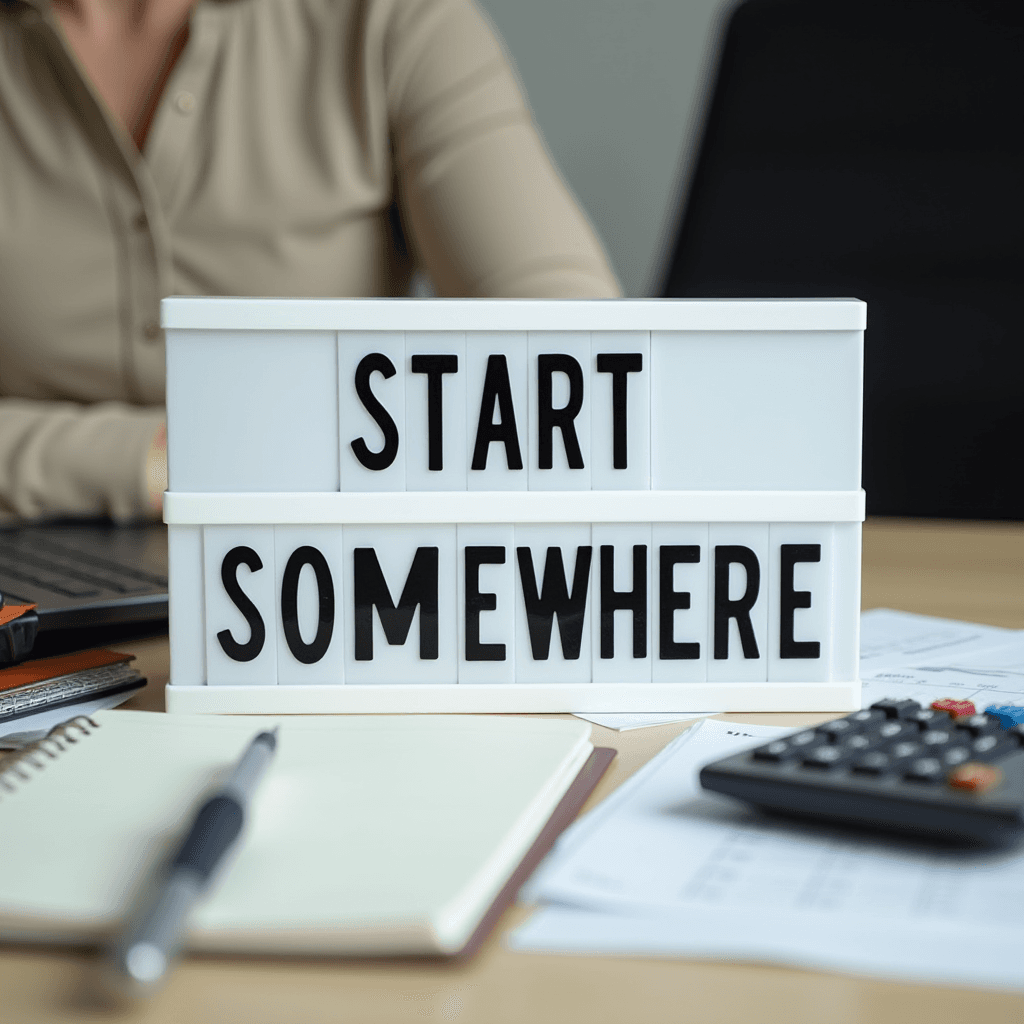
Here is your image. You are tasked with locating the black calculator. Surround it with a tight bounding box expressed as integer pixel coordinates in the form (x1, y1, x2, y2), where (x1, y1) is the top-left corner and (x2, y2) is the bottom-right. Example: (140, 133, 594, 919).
(699, 699, 1024, 847)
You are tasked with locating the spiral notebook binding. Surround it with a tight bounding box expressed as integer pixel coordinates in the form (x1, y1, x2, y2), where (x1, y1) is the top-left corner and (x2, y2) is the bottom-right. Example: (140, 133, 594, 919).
(0, 716, 100, 796)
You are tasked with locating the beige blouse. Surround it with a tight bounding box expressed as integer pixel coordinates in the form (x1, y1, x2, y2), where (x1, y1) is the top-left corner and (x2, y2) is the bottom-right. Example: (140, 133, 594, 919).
(0, 0, 619, 522)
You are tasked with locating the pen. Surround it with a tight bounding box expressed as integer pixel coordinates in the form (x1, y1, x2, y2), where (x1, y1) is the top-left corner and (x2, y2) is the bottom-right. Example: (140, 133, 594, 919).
(109, 725, 279, 994)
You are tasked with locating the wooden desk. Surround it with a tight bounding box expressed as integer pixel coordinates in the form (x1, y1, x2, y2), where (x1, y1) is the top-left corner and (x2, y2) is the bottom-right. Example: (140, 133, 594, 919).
(4, 518, 1023, 1023)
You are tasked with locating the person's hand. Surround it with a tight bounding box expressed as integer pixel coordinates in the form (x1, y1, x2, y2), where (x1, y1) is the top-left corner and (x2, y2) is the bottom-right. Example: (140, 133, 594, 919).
(146, 422, 167, 517)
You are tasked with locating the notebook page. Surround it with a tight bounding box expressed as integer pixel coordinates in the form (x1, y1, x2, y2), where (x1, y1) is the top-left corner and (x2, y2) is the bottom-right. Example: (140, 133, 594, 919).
(0, 711, 591, 953)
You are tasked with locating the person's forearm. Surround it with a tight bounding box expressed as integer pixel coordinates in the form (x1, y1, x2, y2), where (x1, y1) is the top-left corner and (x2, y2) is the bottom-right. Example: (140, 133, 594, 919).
(0, 398, 166, 522)
(388, 0, 622, 299)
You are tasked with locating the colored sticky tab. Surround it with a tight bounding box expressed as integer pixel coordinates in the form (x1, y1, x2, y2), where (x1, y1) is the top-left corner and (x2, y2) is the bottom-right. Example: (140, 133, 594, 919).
(930, 698, 976, 719)
(984, 704, 1024, 728)
(0, 602, 36, 628)
(947, 763, 1003, 793)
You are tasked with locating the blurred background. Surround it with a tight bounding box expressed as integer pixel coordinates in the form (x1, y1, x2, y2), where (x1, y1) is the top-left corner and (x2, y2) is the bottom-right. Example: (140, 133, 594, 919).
(480, 0, 1023, 521)
(479, 0, 722, 298)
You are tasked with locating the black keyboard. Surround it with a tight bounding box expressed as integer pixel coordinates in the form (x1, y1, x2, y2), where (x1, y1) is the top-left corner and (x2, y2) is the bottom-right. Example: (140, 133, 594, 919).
(700, 699, 1024, 847)
(0, 523, 168, 635)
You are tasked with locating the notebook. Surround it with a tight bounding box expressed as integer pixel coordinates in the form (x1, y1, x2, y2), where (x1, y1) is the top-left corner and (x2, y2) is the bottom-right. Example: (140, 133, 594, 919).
(0, 710, 609, 956)
(0, 649, 146, 747)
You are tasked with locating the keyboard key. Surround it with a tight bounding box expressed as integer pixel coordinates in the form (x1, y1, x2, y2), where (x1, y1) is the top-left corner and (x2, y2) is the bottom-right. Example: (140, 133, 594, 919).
(904, 758, 943, 783)
(870, 699, 922, 719)
(802, 746, 846, 768)
(984, 704, 1024, 729)
(930, 698, 976, 719)
(851, 751, 891, 775)
(947, 763, 1003, 794)
(954, 714, 1004, 738)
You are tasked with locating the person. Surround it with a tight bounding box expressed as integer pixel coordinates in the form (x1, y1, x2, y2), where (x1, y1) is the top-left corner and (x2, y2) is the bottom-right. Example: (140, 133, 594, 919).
(0, 0, 620, 523)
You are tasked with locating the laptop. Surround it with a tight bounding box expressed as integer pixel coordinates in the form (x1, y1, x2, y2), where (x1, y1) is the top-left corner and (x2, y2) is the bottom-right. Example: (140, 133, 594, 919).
(0, 521, 168, 659)
(0, 521, 166, 738)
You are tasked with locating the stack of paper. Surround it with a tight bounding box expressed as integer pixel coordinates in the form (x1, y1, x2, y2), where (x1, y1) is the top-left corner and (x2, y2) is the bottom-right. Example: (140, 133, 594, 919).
(513, 717, 1024, 990)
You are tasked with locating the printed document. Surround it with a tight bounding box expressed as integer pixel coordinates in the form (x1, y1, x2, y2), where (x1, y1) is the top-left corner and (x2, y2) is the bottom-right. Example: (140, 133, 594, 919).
(515, 719, 1024, 990)
(860, 609, 1024, 710)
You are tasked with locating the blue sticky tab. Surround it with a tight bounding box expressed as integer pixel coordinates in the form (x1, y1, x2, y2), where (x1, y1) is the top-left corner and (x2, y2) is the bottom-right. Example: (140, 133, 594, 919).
(984, 704, 1024, 728)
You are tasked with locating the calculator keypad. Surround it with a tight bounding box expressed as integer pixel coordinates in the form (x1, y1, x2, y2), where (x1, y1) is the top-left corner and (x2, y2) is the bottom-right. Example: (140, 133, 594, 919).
(748, 700, 1024, 792)
(701, 697, 1024, 847)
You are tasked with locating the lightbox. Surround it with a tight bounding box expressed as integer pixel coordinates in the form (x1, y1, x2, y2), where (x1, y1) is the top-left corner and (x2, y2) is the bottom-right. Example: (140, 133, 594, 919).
(162, 298, 864, 713)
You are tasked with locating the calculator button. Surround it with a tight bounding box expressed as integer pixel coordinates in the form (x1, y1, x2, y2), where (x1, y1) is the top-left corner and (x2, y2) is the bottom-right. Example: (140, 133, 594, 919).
(930, 698, 977, 719)
(870, 699, 922, 719)
(848, 709, 886, 726)
(904, 758, 943, 783)
(843, 734, 873, 752)
(969, 736, 1015, 762)
(877, 721, 915, 741)
(947, 763, 1003, 793)
(851, 751, 891, 775)
(984, 704, 1024, 729)
(818, 719, 858, 741)
(802, 746, 846, 768)
(954, 714, 1003, 737)
(752, 740, 797, 763)
(921, 729, 954, 746)
(1009, 725, 1024, 747)
(942, 746, 972, 766)
(789, 731, 818, 746)
(907, 708, 950, 729)
(890, 741, 922, 761)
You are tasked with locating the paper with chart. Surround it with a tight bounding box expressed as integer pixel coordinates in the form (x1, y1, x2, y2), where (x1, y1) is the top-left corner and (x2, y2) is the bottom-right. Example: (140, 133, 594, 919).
(859, 609, 1024, 713)
(514, 719, 1024, 990)
(859, 608, 1020, 670)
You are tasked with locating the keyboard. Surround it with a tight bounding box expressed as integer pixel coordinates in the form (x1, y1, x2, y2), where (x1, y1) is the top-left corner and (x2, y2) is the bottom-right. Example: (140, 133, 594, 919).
(0, 523, 167, 632)
(699, 699, 1024, 847)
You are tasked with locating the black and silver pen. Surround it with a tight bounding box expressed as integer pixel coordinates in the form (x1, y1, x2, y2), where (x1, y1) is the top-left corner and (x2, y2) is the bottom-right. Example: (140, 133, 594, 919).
(109, 725, 279, 993)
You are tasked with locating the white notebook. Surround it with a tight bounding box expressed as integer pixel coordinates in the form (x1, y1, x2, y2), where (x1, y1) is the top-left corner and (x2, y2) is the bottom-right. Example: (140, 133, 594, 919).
(0, 710, 594, 955)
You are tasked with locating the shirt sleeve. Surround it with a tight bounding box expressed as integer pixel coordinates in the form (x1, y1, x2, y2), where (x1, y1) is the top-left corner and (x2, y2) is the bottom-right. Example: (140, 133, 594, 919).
(382, 0, 622, 298)
(0, 398, 165, 524)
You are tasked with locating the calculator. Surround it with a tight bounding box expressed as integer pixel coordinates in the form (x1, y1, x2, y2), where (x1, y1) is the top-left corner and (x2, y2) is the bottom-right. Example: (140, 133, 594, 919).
(699, 699, 1024, 847)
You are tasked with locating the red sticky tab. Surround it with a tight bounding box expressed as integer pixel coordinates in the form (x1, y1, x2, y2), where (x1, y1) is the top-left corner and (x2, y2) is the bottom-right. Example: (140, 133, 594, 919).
(948, 763, 1003, 793)
(930, 698, 976, 719)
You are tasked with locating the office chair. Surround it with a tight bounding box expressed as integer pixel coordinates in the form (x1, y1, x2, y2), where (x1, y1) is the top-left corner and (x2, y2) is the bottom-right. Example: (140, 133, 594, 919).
(662, 0, 1023, 519)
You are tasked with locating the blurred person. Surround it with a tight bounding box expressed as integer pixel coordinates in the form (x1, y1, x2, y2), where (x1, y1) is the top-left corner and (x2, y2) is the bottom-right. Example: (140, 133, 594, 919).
(0, 0, 619, 523)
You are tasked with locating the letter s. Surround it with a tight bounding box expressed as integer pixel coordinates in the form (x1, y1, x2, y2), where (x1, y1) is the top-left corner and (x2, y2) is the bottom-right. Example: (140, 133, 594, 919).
(217, 546, 266, 662)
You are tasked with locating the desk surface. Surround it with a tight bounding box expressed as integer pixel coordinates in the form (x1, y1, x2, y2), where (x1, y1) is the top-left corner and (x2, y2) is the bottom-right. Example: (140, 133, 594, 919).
(4, 518, 1023, 1024)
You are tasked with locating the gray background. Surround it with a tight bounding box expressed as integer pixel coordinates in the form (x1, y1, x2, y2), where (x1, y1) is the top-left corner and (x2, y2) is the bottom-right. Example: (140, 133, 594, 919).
(477, 0, 732, 296)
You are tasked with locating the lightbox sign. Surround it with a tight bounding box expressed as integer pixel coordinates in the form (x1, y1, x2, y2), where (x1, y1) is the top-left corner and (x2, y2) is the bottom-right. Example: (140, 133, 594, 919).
(162, 298, 864, 714)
